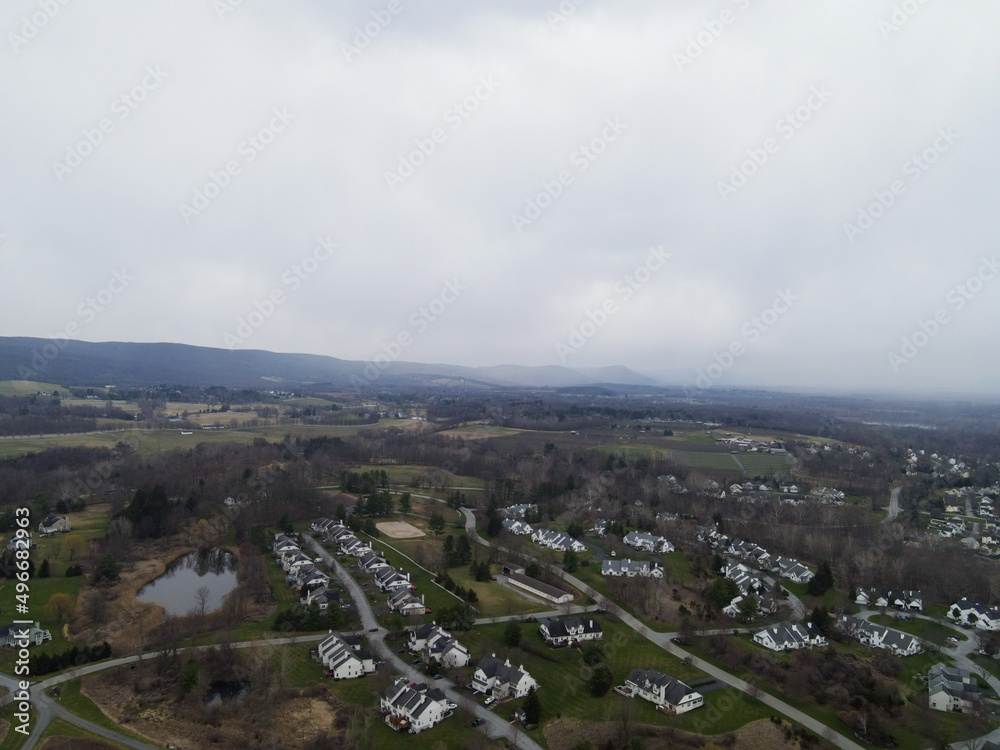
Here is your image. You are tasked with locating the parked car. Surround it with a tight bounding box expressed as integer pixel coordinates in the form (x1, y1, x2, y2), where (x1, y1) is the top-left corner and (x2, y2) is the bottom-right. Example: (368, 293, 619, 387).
(369, 627, 379, 632)
(411, 658, 421, 665)
(484, 696, 496, 707)
(397, 647, 408, 654)
(433, 674, 444, 680)
(471, 718, 485, 727)
(446, 701, 457, 710)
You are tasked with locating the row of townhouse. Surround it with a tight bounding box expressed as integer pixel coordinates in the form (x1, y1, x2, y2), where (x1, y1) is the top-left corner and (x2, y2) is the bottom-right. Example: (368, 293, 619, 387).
(728, 540, 814, 583)
(381, 678, 453, 733)
(753, 622, 828, 652)
(531, 528, 587, 553)
(502, 518, 533, 536)
(601, 558, 663, 578)
(501, 504, 537, 519)
(928, 663, 980, 713)
(855, 588, 923, 611)
(408, 623, 470, 668)
(948, 598, 1000, 631)
(317, 632, 375, 679)
(623, 668, 703, 715)
(273, 533, 332, 592)
(622, 531, 674, 554)
(837, 615, 922, 656)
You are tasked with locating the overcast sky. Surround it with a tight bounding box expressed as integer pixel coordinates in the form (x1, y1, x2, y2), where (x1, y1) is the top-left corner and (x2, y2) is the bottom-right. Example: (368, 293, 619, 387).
(2, 0, 998, 396)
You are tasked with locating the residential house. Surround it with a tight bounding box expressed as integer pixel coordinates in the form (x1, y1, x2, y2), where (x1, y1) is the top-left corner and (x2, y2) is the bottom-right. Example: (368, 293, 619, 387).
(295, 565, 331, 591)
(601, 558, 663, 578)
(624, 668, 703, 714)
(420, 626, 470, 668)
(501, 504, 537, 519)
(622, 531, 673, 554)
(0, 622, 52, 647)
(837, 616, 922, 655)
(360, 551, 390, 574)
(471, 654, 538, 699)
(855, 588, 923, 611)
(948, 599, 1000, 631)
(388, 589, 427, 616)
(539, 616, 603, 647)
(318, 632, 374, 679)
(502, 518, 533, 536)
(381, 678, 450, 733)
(38, 515, 70, 535)
(375, 568, 413, 593)
(531, 529, 586, 553)
(272, 535, 299, 556)
(753, 622, 828, 652)
(928, 663, 980, 712)
(770, 557, 814, 583)
(302, 586, 340, 610)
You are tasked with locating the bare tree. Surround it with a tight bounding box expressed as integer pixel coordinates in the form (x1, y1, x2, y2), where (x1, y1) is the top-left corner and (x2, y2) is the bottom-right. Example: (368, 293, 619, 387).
(195, 585, 211, 616)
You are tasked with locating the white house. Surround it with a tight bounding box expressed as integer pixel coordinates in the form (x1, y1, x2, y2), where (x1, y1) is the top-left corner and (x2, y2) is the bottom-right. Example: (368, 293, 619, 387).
(928, 663, 979, 712)
(856, 588, 923, 612)
(318, 632, 374, 679)
(837, 616, 922, 656)
(381, 678, 450, 733)
(601, 558, 663, 578)
(539, 616, 603, 647)
(302, 586, 340, 610)
(948, 599, 1000, 631)
(375, 568, 412, 592)
(531, 529, 586, 553)
(471, 654, 538, 699)
(0, 622, 51, 647)
(422, 628, 470, 669)
(502, 518, 533, 536)
(753, 622, 828, 652)
(38, 515, 70, 535)
(622, 531, 673, 554)
(625, 668, 703, 714)
(501, 504, 537, 519)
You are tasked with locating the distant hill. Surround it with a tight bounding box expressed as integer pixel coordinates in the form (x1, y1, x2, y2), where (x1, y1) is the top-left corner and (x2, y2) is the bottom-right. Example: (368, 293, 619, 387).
(0, 337, 661, 390)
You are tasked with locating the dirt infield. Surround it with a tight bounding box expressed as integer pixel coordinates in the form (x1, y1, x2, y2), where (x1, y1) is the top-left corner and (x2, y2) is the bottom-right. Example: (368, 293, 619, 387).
(375, 521, 426, 539)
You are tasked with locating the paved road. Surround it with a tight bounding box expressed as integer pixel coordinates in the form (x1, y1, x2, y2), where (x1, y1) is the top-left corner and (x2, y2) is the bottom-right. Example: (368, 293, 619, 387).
(884, 486, 902, 524)
(303, 534, 543, 750)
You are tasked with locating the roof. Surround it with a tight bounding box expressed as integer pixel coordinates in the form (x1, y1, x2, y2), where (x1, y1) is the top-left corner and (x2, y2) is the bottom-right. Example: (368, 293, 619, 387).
(542, 616, 603, 639)
(625, 668, 697, 706)
(507, 572, 571, 600)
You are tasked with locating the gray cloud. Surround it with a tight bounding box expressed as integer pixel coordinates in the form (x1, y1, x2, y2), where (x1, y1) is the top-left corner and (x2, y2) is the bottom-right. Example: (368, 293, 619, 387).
(2, 0, 998, 396)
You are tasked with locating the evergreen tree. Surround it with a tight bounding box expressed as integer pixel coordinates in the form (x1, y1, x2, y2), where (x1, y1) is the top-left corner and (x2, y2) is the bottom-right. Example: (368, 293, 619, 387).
(523, 686, 541, 725)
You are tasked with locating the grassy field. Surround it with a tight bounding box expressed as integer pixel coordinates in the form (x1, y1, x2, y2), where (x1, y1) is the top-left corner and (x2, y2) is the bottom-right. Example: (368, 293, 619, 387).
(350, 463, 487, 490)
(0, 703, 33, 750)
(736, 452, 794, 476)
(665, 449, 742, 471)
(461, 617, 772, 748)
(0, 381, 67, 396)
(447, 563, 548, 619)
(39, 717, 131, 749)
(0, 420, 417, 459)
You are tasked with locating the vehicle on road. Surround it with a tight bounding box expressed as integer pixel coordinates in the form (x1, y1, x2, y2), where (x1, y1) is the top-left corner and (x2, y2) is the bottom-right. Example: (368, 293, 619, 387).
(433, 673, 444, 680)
(471, 718, 485, 727)
(369, 627, 379, 632)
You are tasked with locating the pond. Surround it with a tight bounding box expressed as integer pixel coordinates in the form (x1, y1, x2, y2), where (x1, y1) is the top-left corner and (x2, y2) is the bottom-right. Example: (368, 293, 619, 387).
(136, 549, 238, 616)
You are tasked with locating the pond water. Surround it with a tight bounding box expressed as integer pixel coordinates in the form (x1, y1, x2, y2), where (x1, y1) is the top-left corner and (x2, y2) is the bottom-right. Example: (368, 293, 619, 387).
(136, 549, 238, 616)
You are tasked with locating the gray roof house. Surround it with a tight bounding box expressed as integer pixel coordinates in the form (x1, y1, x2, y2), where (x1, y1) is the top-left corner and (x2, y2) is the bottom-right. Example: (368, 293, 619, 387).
(625, 668, 703, 714)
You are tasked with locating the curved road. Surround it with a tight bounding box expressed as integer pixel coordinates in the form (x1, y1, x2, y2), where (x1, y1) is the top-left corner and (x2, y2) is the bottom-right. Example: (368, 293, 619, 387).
(302, 534, 543, 750)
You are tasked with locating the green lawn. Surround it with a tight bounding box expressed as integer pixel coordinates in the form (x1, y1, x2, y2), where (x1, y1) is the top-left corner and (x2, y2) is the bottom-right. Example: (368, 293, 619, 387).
(326, 675, 502, 749)
(0, 381, 67, 397)
(869, 615, 966, 646)
(54, 678, 152, 745)
(459, 617, 771, 748)
(40, 717, 130, 749)
(0, 703, 32, 750)
(446, 564, 548, 620)
(737, 452, 793, 476)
